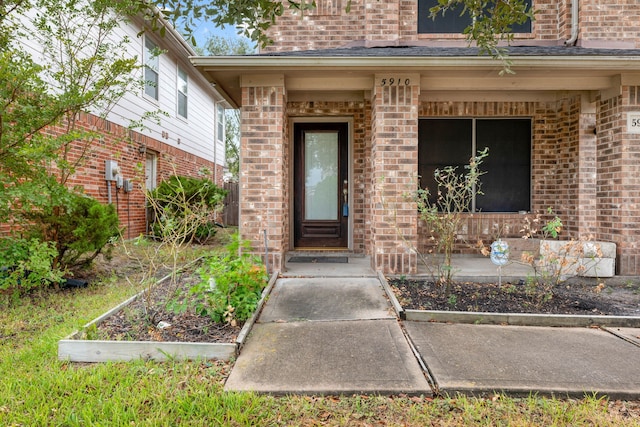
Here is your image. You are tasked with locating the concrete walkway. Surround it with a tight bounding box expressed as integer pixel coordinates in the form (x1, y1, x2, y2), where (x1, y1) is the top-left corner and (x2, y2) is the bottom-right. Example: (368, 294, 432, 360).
(225, 257, 640, 397)
(225, 278, 432, 395)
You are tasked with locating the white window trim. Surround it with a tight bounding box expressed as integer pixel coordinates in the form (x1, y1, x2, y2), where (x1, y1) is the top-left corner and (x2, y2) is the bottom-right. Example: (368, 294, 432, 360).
(177, 66, 188, 119)
(143, 36, 160, 102)
(216, 104, 225, 143)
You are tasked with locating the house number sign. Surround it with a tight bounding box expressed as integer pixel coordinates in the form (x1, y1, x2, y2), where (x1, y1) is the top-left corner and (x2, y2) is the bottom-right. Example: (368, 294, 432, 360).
(378, 77, 412, 87)
(628, 112, 640, 134)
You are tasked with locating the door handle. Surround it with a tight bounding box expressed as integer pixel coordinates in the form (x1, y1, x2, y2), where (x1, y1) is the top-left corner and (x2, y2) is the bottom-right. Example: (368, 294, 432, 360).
(342, 180, 348, 217)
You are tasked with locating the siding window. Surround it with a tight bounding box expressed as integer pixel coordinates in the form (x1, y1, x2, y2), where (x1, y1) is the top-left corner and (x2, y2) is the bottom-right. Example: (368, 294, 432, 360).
(418, 118, 531, 212)
(144, 37, 159, 100)
(216, 104, 225, 143)
(418, 0, 532, 34)
(177, 67, 188, 119)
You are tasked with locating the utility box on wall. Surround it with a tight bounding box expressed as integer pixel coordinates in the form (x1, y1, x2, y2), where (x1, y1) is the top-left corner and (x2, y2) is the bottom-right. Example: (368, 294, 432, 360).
(105, 160, 119, 181)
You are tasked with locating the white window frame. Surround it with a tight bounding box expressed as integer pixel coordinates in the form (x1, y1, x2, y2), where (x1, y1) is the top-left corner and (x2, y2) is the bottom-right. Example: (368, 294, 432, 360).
(144, 37, 160, 101)
(216, 104, 225, 143)
(145, 151, 158, 191)
(177, 66, 188, 119)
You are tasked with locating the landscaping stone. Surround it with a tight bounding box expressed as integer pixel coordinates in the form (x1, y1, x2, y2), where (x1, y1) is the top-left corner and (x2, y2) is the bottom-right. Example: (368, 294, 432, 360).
(540, 240, 616, 278)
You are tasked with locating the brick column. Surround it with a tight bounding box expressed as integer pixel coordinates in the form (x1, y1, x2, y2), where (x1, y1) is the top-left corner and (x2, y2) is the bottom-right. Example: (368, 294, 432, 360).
(577, 94, 598, 236)
(370, 74, 420, 274)
(240, 75, 287, 272)
(597, 84, 640, 275)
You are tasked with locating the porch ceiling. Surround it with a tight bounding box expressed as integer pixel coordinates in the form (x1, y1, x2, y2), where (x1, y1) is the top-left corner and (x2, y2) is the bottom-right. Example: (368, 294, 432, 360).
(191, 53, 640, 108)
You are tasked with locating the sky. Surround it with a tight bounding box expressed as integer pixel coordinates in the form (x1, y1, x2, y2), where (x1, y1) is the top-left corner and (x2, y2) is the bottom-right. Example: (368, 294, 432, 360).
(191, 20, 244, 48)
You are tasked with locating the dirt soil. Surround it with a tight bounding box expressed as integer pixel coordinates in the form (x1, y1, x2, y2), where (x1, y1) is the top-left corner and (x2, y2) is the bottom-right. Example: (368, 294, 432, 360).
(390, 278, 640, 316)
(73, 238, 242, 344)
(95, 270, 243, 343)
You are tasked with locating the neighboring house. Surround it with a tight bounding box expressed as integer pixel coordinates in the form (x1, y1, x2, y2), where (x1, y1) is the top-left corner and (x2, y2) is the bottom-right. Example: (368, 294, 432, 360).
(12, 9, 227, 238)
(193, 0, 640, 275)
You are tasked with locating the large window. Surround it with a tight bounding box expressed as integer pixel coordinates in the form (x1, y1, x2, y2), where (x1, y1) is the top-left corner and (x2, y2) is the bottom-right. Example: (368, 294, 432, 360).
(177, 67, 188, 119)
(418, 118, 531, 212)
(144, 37, 159, 100)
(418, 0, 532, 34)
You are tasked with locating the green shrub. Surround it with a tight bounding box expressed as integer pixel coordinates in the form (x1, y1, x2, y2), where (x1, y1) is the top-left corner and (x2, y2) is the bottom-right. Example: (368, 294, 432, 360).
(188, 236, 268, 325)
(0, 238, 64, 301)
(25, 191, 120, 270)
(149, 175, 226, 243)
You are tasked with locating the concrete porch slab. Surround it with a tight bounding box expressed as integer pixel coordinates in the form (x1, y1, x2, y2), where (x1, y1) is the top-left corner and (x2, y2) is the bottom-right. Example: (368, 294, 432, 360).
(225, 319, 432, 395)
(258, 278, 396, 323)
(282, 255, 375, 277)
(404, 322, 640, 399)
(603, 327, 640, 347)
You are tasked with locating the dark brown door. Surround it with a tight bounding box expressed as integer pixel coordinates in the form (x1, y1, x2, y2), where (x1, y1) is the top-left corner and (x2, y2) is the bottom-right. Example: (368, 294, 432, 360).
(294, 122, 348, 248)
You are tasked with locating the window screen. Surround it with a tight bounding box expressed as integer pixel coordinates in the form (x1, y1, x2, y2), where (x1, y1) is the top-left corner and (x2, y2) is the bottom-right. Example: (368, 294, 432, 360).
(418, 118, 531, 212)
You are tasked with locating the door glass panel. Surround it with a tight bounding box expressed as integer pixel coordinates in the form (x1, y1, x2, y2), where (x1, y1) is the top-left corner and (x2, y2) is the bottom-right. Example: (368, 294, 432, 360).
(305, 131, 338, 220)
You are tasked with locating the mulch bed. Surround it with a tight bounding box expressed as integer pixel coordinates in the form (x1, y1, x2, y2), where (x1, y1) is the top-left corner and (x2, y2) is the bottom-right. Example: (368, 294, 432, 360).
(390, 278, 640, 316)
(96, 271, 243, 343)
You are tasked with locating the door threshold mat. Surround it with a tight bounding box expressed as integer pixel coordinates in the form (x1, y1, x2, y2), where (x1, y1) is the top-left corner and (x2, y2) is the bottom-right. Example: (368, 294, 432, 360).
(288, 256, 348, 263)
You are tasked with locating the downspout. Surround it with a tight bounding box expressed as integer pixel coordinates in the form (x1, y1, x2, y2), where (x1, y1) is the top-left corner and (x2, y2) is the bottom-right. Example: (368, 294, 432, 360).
(565, 0, 579, 46)
(214, 111, 218, 185)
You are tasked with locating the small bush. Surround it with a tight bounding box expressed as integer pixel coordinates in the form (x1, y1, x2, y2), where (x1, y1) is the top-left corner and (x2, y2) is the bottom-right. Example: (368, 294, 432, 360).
(25, 192, 120, 269)
(0, 238, 64, 301)
(416, 148, 488, 294)
(188, 235, 268, 326)
(149, 175, 226, 243)
(519, 208, 600, 304)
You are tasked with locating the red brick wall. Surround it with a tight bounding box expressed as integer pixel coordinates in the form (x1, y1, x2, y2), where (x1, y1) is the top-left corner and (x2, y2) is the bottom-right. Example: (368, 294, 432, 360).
(597, 86, 640, 274)
(240, 84, 287, 272)
(262, 0, 366, 51)
(263, 0, 633, 51)
(263, 1, 640, 51)
(364, 0, 399, 44)
(2, 111, 219, 240)
(581, 0, 640, 48)
(371, 79, 420, 273)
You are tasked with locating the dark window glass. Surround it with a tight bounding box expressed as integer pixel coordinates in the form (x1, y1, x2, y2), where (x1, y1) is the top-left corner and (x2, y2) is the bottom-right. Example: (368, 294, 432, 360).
(475, 119, 531, 212)
(418, 119, 472, 206)
(418, 0, 532, 34)
(418, 118, 531, 212)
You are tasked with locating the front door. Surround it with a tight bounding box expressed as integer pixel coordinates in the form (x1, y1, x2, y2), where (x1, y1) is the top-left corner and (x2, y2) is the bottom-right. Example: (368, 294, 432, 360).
(294, 122, 348, 248)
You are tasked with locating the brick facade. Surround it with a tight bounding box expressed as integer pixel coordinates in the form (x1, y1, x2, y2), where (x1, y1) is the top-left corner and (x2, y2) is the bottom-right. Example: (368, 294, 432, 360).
(240, 81, 288, 271)
(597, 86, 640, 273)
(213, 0, 640, 275)
(262, 0, 640, 51)
(371, 78, 420, 273)
(3, 111, 221, 239)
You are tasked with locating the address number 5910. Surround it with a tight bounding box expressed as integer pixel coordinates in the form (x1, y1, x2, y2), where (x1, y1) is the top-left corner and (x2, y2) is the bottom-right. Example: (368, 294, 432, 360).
(380, 78, 411, 87)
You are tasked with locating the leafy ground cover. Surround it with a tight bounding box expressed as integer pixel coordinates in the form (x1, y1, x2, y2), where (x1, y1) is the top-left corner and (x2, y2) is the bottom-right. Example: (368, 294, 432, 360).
(390, 277, 640, 315)
(2, 239, 640, 425)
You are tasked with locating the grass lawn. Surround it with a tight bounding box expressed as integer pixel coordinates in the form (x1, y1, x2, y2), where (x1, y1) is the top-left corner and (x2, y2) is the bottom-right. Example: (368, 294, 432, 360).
(1, 238, 639, 426)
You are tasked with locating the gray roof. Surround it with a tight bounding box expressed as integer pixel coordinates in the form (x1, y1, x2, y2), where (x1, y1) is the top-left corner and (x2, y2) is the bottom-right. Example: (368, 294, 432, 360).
(257, 45, 640, 58)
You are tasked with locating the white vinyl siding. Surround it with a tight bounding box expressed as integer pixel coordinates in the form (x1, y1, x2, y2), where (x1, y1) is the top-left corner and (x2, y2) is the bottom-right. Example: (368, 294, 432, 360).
(102, 21, 220, 163)
(14, 5, 224, 166)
